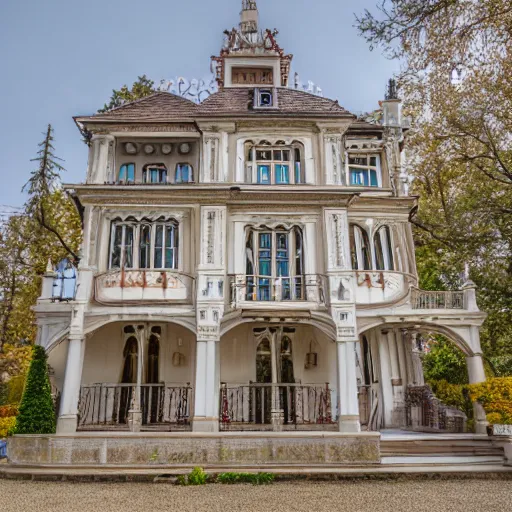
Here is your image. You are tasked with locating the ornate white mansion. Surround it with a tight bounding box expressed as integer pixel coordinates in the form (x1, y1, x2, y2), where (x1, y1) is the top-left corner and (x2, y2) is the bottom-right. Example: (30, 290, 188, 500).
(36, 1, 489, 443)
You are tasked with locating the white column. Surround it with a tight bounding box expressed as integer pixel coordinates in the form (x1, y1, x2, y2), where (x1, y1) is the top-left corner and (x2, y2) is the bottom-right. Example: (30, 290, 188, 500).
(337, 340, 361, 432)
(193, 338, 219, 432)
(387, 331, 400, 384)
(396, 329, 409, 386)
(466, 352, 489, 434)
(57, 337, 85, 433)
(378, 330, 393, 427)
(411, 332, 425, 386)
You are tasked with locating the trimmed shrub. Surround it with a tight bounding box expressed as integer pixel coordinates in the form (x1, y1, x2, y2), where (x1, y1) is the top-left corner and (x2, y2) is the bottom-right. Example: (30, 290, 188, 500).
(217, 472, 275, 485)
(0, 417, 16, 437)
(469, 377, 512, 425)
(13, 346, 56, 434)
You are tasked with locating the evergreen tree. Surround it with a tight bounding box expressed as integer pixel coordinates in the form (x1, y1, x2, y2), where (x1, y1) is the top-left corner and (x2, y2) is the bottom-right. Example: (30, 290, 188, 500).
(98, 75, 156, 113)
(14, 345, 56, 434)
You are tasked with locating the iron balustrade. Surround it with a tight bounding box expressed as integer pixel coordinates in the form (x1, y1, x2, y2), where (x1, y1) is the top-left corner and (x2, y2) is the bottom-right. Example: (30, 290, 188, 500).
(220, 382, 335, 430)
(411, 289, 464, 310)
(229, 274, 326, 304)
(78, 383, 192, 430)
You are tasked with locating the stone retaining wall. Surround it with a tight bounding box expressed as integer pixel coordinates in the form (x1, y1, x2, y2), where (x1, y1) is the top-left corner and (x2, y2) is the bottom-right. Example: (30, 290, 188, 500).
(8, 432, 380, 467)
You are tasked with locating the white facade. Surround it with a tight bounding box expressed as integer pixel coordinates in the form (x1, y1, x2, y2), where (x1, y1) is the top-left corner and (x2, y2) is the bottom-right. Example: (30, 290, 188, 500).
(36, 2, 488, 435)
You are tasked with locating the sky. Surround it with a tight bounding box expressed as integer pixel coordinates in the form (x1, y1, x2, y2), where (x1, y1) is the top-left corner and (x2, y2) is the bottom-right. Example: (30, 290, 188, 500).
(0, 0, 397, 209)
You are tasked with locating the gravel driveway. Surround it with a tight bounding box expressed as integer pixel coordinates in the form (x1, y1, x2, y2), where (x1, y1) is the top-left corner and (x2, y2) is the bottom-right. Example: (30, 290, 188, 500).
(1, 478, 511, 512)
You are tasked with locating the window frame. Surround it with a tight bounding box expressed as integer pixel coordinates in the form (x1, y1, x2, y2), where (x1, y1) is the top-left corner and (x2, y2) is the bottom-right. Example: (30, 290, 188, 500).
(346, 153, 382, 188)
(109, 218, 180, 271)
(175, 163, 194, 184)
(142, 163, 168, 184)
(246, 142, 305, 185)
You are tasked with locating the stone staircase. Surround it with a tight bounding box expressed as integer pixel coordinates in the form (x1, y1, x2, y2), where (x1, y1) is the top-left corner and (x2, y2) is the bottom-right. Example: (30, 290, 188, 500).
(380, 433, 505, 467)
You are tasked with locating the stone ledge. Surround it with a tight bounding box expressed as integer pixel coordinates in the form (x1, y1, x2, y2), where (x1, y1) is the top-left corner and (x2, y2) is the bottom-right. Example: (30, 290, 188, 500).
(8, 433, 380, 467)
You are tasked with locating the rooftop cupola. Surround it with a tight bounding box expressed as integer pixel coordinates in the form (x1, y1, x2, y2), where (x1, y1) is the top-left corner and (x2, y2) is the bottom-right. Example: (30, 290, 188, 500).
(211, 1, 292, 89)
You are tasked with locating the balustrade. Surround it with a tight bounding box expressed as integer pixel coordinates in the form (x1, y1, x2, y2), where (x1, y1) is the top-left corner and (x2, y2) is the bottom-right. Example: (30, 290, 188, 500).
(411, 289, 464, 310)
(78, 383, 192, 430)
(220, 382, 335, 430)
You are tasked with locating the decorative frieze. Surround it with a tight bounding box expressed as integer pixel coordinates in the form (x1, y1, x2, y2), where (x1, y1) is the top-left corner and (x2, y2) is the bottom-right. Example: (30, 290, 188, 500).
(324, 134, 344, 185)
(200, 207, 226, 268)
(324, 209, 350, 271)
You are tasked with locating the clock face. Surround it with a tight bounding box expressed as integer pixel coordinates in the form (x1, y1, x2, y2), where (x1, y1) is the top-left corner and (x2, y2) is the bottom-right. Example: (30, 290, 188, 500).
(144, 144, 155, 155)
(179, 143, 191, 154)
(161, 144, 173, 155)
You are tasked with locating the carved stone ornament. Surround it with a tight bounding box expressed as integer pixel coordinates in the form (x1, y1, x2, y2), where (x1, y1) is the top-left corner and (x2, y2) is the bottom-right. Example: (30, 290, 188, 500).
(125, 142, 138, 155)
(179, 143, 191, 155)
(161, 144, 173, 155)
(144, 144, 155, 155)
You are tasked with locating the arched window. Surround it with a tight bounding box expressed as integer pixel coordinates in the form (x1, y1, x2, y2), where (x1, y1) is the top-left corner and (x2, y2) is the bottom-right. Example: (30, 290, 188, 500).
(280, 336, 294, 383)
(118, 163, 135, 183)
(245, 226, 305, 301)
(349, 224, 372, 270)
(175, 163, 193, 183)
(147, 333, 160, 384)
(121, 336, 138, 384)
(109, 218, 179, 270)
(142, 163, 167, 184)
(374, 226, 394, 271)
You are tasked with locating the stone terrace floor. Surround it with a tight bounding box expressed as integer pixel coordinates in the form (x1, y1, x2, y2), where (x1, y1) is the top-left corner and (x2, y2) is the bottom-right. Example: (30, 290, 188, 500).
(1, 479, 511, 512)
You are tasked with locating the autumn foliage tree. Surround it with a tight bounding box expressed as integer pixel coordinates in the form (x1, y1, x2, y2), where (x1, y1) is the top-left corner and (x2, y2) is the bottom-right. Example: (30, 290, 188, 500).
(356, 1, 512, 364)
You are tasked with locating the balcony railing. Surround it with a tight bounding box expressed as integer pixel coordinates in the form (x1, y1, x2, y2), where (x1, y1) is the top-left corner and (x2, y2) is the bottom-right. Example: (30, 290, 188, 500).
(228, 274, 326, 306)
(410, 288, 464, 310)
(95, 269, 195, 305)
(78, 383, 192, 430)
(220, 382, 336, 431)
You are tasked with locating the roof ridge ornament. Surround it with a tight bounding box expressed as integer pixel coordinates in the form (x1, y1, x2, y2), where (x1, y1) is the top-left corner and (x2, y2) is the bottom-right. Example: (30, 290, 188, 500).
(240, 0, 259, 35)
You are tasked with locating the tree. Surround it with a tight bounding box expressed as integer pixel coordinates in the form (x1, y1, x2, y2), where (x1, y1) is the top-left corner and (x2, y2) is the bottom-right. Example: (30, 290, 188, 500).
(13, 345, 56, 434)
(24, 125, 80, 263)
(98, 75, 156, 113)
(356, 1, 512, 365)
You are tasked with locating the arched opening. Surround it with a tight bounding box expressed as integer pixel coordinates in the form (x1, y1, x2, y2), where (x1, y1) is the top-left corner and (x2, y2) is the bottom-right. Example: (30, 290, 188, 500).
(374, 225, 394, 271)
(350, 224, 371, 270)
(119, 331, 138, 423)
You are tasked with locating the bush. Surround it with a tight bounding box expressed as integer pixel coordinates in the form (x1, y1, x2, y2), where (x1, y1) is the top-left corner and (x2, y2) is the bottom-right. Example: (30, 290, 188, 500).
(178, 467, 208, 486)
(423, 336, 468, 384)
(0, 405, 18, 418)
(428, 380, 472, 418)
(0, 417, 16, 437)
(13, 346, 56, 435)
(217, 472, 275, 485)
(469, 377, 512, 425)
(6, 375, 27, 405)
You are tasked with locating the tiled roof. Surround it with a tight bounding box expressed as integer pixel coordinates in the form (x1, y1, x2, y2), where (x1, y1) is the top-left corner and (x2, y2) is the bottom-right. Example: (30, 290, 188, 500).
(197, 88, 352, 117)
(75, 92, 199, 122)
(76, 88, 354, 123)
(347, 120, 384, 132)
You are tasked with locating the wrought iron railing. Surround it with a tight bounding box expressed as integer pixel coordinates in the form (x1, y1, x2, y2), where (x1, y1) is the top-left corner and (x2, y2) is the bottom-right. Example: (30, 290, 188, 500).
(220, 382, 335, 430)
(78, 383, 192, 430)
(228, 274, 326, 305)
(410, 288, 464, 310)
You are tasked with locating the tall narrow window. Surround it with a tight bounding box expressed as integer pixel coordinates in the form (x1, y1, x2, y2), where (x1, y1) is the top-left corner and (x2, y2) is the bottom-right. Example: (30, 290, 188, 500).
(294, 147, 303, 184)
(374, 226, 394, 271)
(118, 163, 135, 183)
(142, 164, 167, 184)
(110, 224, 134, 269)
(349, 224, 371, 270)
(147, 334, 160, 384)
(246, 227, 305, 301)
(175, 163, 193, 183)
(139, 224, 151, 269)
(154, 221, 178, 269)
(348, 155, 380, 187)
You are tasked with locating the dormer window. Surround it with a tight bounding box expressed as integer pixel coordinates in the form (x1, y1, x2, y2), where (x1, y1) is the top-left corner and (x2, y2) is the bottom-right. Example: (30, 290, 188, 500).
(142, 164, 167, 184)
(118, 163, 135, 183)
(254, 88, 277, 109)
(348, 154, 381, 187)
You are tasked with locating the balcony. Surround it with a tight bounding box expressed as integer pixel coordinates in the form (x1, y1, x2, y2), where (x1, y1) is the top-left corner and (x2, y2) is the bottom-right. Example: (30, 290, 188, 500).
(410, 288, 465, 310)
(94, 269, 195, 305)
(228, 274, 327, 309)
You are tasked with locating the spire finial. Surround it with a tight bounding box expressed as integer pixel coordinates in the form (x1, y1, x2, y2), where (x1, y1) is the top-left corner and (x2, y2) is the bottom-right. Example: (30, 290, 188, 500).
(240, 0, 258, 34)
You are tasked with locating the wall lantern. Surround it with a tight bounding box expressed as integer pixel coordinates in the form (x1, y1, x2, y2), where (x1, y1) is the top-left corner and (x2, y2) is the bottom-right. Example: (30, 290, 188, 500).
(305, 341, 318, 369)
